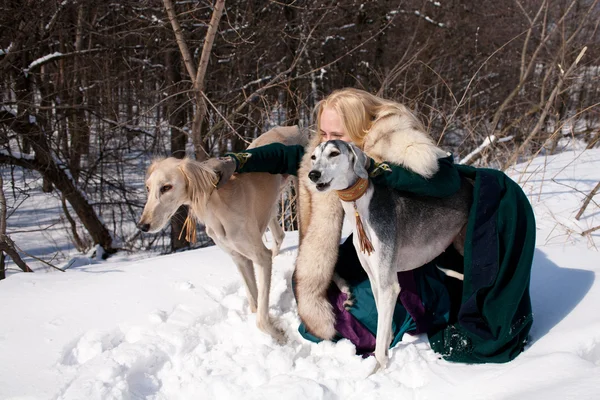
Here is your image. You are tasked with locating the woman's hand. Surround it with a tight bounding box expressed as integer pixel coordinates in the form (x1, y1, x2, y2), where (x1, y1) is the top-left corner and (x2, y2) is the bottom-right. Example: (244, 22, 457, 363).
(202, 156, 237, 188)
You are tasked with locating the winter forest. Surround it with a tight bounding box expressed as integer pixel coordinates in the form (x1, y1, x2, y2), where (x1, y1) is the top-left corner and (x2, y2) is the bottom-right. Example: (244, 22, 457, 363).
(2, 0, 600, 398)
(0, 0, 600, 266)
(1, 0, 598, 268)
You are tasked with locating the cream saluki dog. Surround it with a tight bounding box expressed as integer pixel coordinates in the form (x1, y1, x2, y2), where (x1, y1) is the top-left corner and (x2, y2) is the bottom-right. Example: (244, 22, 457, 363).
(138, 126, 308, 343)
(308, 140, 471, 370)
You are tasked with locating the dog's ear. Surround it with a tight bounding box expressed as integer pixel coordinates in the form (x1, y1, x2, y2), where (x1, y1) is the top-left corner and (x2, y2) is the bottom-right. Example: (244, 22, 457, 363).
(349, 144, 369, 179)
(178, 158, 219, 217)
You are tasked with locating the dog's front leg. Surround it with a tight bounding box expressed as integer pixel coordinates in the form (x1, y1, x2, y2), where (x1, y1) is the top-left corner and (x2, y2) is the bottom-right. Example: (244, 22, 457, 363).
(247, 244, 287, 344)
(373, 272, 400, 371)
(209, 230, 259, 313)
(229, 251, 258, 313)
(355, 250, 398, 371)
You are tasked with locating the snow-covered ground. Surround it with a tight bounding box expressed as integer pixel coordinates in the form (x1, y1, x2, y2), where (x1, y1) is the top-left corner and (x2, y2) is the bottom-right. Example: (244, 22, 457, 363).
(1, 148, 599, 399)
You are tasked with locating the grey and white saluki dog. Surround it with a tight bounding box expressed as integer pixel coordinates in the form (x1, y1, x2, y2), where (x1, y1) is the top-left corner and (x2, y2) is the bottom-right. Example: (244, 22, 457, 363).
(308, 140, 472, 370)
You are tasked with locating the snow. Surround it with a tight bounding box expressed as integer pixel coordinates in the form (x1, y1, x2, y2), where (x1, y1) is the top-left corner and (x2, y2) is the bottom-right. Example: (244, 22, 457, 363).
(0, 149, 36, 161)
(45, 0, 70, 31)
(1, 149, 600, 399)
(1, 105, 17, 116)
(414, 10, 446, 28)
(0, 43, 12, 56)
(26, 52, 63, 71)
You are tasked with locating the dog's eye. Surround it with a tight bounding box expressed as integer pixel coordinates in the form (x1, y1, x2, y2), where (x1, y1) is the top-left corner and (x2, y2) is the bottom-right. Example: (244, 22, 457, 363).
(146, 186, 149, 193)
(160, 184, 173, 194)
(311, 155, 316, 160)
(329, 151, 340, 157)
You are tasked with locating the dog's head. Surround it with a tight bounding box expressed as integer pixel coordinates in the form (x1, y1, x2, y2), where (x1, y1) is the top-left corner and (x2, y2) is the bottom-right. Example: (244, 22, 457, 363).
(308, 140, 369, 192)
(137, 157, 218, 233)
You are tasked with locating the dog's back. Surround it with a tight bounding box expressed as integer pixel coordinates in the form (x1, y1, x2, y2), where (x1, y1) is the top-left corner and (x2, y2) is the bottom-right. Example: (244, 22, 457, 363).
(248, 125, 309, 149)
(209, 126, 308, 233)
(368, 178, 472, 272)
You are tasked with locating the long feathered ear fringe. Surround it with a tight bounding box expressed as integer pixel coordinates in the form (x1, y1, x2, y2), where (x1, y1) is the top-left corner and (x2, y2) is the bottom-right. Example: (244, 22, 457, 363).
(179, 213, 197, 243)
(353, 202, 374, 255)
(178, 159, 218, 223)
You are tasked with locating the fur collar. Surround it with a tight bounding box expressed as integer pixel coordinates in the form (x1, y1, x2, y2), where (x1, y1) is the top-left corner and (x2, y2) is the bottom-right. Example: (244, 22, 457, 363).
(362, 113, 448, 178)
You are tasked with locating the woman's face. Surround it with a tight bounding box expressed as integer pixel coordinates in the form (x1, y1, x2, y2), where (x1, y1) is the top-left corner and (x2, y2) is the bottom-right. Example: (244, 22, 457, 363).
(319, 106, 351, 142)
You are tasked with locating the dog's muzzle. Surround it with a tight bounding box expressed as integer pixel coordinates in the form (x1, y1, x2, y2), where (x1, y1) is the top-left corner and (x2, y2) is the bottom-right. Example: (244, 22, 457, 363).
(308, 169, 331, 191)
(308, 170, 321, 182)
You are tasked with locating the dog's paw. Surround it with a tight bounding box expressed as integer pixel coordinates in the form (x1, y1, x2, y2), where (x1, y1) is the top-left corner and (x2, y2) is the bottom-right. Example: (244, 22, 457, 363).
(338, 284, 354, 311)
(257, 316, 287, 345)
(333, 273, 353, 310)
(343, 295, 354, 311)
(374, 348, 389, 372)
(271, 327, 287, 345)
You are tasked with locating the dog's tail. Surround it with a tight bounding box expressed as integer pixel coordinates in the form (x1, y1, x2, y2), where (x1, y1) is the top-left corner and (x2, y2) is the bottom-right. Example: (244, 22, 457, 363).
(293, 276, 337, 340)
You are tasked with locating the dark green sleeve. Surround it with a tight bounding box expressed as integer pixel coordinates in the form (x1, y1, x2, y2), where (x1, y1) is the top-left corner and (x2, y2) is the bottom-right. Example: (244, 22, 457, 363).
(368, 155, 461, 198)
(226, 143, 305, 176)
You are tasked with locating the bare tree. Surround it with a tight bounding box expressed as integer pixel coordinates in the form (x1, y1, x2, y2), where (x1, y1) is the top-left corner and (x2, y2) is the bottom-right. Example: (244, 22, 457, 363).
(163, 0, 226, 161)
(0, 0, 598, 264)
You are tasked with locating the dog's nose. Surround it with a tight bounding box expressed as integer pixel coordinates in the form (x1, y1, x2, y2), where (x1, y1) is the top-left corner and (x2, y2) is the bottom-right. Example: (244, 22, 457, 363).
(308, 170, 321, 182)
(137, 222, 150, 232)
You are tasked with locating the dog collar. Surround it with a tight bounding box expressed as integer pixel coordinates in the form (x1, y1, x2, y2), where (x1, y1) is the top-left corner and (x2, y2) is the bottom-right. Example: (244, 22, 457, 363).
(337, 178, 369, 202)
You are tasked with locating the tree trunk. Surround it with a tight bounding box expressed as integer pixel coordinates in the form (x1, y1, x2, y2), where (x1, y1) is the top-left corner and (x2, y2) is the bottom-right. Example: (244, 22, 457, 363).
(166, 49, 190, 251)
(0, 174, 32, 278)
(68, 5, 90, 182)
(0, 235, 32, 275)
(163, 0, 225, 160)
(0, 173, 6, 279)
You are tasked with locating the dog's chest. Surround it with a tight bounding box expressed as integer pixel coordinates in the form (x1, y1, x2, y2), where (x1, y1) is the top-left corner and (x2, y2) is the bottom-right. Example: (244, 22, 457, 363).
(340, 188, 384, 257)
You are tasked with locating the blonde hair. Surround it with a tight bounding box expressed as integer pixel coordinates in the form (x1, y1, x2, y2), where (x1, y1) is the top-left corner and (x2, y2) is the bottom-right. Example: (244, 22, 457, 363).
(315, 88, 423, 148)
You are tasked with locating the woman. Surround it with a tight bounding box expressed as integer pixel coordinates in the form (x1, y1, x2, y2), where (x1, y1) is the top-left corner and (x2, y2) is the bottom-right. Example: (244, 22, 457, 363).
(210, 88, 535, 364)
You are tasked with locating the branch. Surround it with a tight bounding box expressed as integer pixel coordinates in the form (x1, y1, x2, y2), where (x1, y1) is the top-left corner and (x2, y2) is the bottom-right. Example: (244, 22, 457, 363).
(575, 181, 600, 221)
(162, 0, 197, 82)
(190, 0, 226, 160)
(488, 0, 582, 137)
(0, 234, 32, 273)
(194, 0, 225, 92)
(45, 0, 73, 33)
(0, 174, 6, 235)
(61, 194, 89, 252)
(0, 152, 40, 170)
(581, 225, 600, 236)
(201, 91, 251, 146)
(206, 7, 398, 138)
(503, 46, 588, 169)
(460, 135, 514, 165)
(24, 48, 105, 73)
(10, 238, 65, 272)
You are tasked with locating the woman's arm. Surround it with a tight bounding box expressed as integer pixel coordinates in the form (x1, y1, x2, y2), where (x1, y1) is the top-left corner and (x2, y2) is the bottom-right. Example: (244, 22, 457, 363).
(368, 155, 461, 198)
(223, 143, 460, 198)
(226, 143, 305, 176)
